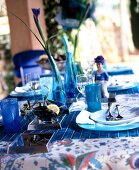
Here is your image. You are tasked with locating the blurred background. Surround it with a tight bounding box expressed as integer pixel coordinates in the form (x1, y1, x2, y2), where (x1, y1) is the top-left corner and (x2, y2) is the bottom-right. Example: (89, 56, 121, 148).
(0, 0, 139, 99)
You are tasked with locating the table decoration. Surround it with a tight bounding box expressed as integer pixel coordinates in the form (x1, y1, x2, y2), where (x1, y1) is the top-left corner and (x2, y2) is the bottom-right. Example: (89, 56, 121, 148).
(31, 8, 66, 104)
(8, 8, 66, 104)
(20, 99, 69, 130)
(62, 34, 77, 98)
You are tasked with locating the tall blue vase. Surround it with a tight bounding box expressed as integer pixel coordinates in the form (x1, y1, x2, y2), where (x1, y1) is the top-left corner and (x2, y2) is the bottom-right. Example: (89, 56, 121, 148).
(74, 61, 84, 75)
(47, 54, 66, 104)
(64, 52, 77, 98)
(52, 73, 66, 104)
(62, 34, 78, 99)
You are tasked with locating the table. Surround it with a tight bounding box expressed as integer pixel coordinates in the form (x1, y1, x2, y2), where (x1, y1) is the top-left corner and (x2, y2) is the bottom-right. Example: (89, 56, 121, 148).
(2, 136, 139, 170)
(1, 66, 139, 169)
(1, 93, 139, 170)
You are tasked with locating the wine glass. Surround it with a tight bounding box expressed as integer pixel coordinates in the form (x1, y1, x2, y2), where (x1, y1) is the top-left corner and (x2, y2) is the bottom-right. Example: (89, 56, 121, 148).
(25, 73, 40, 90)
(25, 72, 40, 103)
(76, 74, 89, 100)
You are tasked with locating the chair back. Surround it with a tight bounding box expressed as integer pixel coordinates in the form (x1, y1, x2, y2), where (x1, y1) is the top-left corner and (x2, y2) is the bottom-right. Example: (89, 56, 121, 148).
(13, 50, 46, 85)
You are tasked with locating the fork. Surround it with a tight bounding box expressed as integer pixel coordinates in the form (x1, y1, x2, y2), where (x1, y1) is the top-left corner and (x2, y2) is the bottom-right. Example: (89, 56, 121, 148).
(115, 104, 123, 120)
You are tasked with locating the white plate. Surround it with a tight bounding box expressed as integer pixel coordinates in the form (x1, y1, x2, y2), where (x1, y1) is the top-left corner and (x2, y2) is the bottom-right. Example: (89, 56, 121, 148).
(108, 84, 123, 89)
(89, 107, 139, 125)
(108, 82, 136, 91)
(77, 121, 139, 131)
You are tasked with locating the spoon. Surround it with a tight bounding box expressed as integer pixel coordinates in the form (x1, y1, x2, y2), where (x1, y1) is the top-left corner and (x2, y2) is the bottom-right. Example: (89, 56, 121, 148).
(106, 102, 114, 121)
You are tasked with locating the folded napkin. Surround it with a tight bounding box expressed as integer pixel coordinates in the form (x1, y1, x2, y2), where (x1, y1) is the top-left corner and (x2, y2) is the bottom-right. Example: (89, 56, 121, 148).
(76, 110, 95, 125)
(69, 100, 87, 112)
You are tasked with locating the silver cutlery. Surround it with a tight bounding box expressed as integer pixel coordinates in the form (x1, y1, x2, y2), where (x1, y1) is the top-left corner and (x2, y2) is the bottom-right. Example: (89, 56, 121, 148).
(106, 102, 114, 121)
(115, 104, 123, 120)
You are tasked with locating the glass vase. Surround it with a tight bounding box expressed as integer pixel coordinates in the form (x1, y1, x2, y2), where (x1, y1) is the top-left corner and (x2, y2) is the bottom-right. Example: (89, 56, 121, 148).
(50, 57, 66, 104)
(44, 48, 66, 104)
(64, 52, 77, 99)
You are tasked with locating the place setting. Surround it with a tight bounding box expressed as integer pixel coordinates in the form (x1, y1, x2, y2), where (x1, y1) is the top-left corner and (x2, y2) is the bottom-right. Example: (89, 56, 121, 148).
(10, 72, 41, 97)
(107, 75, 137, 91)
(75, 79, 139, 131)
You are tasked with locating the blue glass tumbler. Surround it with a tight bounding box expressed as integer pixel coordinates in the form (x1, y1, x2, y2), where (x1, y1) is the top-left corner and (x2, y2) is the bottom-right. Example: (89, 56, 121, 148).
(85, 83, 102, 112)
(0, 98, 21, 133)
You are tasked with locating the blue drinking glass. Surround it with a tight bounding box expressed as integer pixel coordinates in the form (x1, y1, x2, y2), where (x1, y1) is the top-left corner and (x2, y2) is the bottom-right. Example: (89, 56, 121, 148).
(85, 83, 102, 112)
(0, 98, 21, 133)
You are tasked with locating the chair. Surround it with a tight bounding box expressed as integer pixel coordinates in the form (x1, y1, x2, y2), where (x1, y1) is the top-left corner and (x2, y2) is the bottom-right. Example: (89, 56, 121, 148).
(13, 50, 46, 86)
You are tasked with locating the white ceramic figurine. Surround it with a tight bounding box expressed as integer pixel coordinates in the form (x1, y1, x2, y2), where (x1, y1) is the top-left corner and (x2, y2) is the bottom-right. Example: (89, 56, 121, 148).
(94, 55, 109, 98)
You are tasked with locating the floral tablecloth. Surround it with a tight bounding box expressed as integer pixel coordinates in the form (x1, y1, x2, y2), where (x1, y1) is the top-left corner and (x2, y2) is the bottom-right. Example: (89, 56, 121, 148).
(1, 136, 139, 170)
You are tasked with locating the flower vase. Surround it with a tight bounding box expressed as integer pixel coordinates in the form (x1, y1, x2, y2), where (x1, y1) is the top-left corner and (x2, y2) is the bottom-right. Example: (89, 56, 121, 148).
(74, 61, 84, 75)
(49, 56, 66, 104)
(52, 73, 66, 104)
(64, 52, 77, 99)
(62, 34, 78, 99)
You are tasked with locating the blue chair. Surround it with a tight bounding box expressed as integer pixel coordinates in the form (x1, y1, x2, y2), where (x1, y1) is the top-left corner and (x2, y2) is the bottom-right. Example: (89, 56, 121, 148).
(13, 50, 46, 86)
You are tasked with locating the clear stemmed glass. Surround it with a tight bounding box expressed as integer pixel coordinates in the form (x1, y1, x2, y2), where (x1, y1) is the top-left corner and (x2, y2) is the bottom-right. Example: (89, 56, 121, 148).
(76, 74, 89, 100)
(26, 73, 40, 89)
(25, 72, 40, 102)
